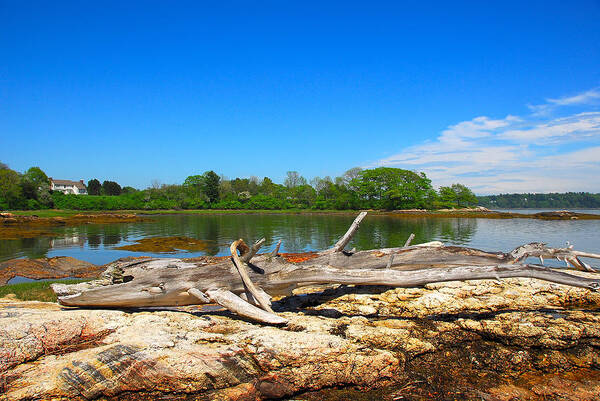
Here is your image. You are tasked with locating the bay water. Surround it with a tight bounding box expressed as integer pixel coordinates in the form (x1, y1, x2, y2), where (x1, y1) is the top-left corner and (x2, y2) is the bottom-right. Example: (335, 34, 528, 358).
(2, 212, 598, 268)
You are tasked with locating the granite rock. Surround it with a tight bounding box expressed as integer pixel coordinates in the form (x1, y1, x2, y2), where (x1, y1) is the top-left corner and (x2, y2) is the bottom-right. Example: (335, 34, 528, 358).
(2, 274, 600, 400)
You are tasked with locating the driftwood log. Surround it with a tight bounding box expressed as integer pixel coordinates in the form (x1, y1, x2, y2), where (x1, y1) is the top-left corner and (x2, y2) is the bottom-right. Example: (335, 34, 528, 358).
(52, 212, 600, 324)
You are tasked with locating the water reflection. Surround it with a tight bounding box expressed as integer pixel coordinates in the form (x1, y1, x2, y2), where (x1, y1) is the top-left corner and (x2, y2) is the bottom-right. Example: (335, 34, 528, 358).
(87, 233, 101, 249)
(0, 236, 53, 261)
(437, 219, 477, 244)
(50, 235, 85, 248)
(203, 218, 220, 256)
(1, 214, 598, 266)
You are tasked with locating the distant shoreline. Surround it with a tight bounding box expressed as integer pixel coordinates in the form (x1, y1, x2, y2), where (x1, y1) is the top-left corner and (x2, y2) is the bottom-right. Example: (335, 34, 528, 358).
(4, 208, 600, 223)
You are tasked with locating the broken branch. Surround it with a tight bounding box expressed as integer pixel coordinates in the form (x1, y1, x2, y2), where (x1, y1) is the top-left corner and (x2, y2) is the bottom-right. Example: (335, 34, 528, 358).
(230, 239, 275, 313)
(404, 233, 415, 247)
(241, 238, 266, 263)
(326, 211, 367, 253)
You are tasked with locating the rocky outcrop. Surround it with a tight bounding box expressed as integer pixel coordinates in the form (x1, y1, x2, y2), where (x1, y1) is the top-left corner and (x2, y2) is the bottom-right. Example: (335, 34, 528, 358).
(0, 257, 101, 285)
(0, 213, 148, 229)
(3, 275, 600, 400)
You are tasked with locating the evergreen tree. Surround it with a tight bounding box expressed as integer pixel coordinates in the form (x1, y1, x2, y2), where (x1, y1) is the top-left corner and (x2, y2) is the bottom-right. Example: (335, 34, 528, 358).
(102, 180, 122, 196)
(202, 171, 220, 204)
(87, 179, 102, 195)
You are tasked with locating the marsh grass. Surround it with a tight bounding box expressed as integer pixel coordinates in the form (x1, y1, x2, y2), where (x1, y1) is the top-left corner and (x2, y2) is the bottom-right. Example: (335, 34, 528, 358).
(0, 279, 90, 302)
(10, 210, 93, 218)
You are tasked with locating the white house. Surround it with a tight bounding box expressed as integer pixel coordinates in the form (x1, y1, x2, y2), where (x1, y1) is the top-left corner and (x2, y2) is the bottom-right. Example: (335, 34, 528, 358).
(49, 178, 87, 195)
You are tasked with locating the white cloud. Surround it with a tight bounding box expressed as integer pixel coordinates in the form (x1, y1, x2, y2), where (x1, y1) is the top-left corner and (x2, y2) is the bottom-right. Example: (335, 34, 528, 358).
(374, 89, 600, 194)
(547, 89, 600, 106)
(501, 112, 600, 142)
(528, 88, 600, 116)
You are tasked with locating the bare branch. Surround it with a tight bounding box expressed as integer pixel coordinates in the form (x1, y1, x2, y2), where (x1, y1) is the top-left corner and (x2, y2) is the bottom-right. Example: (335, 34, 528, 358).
(573, 250, 600, 260)
(509, 242, 600, 271)
(230, 239, 274, 313)
(404, 233, 415, 247)
(325, 211, 367, 253)
(207, 288, 286, 325)
(187, 288, 210, 303)
(269, 240, 282, 258)
(241, 238, 266, 263)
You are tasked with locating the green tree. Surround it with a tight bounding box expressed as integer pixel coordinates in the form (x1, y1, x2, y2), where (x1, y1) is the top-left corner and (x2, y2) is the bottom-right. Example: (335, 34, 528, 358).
(259, 177, 276, 196)
(231, 178, 250, 194)
(438, 186, 458, 207)
(23, 167, 49, 190)
(0, 168, 23, 209)
(38, 189, 54, 208)
(218, 179, 236, 201)
(183, 175, 204, 196)
(451, 183, 477, 207)
(437, 184, 477, 208)
(121, 186, 138, 194)
(17, 167, 48, 202)
(87, 179, 102, 195)
(284, 171, 306, 188)
(352, 167, 435, 210)
(102, 180, 122, 196)
(202, 171, 220, 204)
(341, 167, 363, 188)
(20, 179, 38, 200)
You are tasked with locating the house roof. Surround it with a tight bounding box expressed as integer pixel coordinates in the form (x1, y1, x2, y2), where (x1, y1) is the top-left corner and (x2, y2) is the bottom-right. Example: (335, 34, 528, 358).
(51, 179, 86, 189)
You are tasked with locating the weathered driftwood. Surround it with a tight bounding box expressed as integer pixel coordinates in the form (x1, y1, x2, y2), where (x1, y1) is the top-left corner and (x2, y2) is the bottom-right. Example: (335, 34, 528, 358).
(52, 212, 600, 324)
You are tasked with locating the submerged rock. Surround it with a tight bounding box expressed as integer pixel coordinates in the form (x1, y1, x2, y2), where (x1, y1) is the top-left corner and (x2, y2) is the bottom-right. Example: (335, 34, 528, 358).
(0, 257, 102, 285)
(2, 276, 600, 400)
(114, 236, 211, 253)
(1, 213, 149, 229)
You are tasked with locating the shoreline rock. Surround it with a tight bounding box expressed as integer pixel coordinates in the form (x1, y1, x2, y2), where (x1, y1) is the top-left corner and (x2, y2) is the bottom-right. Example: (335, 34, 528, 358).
(2, 275, 600, 400)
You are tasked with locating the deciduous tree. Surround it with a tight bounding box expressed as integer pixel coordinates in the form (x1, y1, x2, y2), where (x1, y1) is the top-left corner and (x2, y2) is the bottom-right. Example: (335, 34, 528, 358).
(0, 168, 23, 209)
(284, 171, 306, 188)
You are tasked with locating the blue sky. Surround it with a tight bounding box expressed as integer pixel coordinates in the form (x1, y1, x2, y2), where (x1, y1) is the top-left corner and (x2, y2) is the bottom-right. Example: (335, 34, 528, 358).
(1, 1, 599, 194)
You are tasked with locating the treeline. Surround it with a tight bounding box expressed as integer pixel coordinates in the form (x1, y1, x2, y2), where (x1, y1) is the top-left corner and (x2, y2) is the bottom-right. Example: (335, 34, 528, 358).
(478, 193, 600, 209)
(0, 164, 54, 210)
(1, 163, 478, 211)
(86, 179, 137, 196)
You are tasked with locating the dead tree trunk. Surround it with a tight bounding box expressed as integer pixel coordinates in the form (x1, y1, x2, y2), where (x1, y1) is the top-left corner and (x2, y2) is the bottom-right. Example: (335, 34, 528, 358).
(52, 212, 600, 324)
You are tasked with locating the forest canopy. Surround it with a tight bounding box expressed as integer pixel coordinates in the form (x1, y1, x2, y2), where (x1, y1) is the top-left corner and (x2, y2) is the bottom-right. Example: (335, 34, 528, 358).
(4, 163, 597, 211)
(0, 164, 482, 211)
(478, 193, 600, 209)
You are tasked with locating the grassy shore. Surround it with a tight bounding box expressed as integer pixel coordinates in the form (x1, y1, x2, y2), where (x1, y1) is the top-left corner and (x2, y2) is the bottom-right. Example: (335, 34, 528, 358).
(0, 279, 89, 302)
(9, 209, 363, 217)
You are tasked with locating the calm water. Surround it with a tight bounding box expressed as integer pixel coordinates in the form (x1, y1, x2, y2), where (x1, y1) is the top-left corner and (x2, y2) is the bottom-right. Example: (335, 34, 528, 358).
(1, 213, 599, 267)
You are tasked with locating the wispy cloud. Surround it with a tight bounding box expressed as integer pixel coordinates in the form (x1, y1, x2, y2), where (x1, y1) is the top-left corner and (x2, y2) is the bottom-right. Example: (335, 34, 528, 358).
(374, 89, 600, 194)
(501, 112, 600, 143)
(548, 89, 600, 106)
(528, 88, 600, 116)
